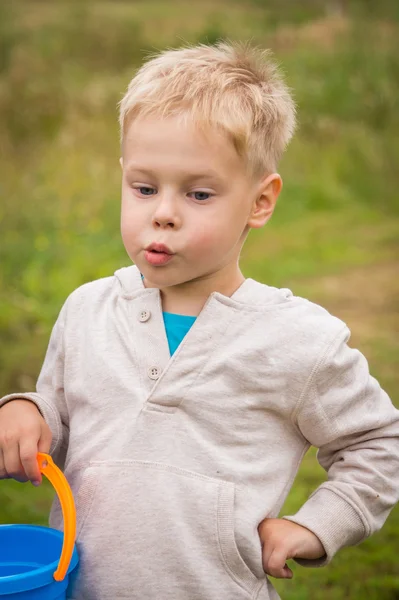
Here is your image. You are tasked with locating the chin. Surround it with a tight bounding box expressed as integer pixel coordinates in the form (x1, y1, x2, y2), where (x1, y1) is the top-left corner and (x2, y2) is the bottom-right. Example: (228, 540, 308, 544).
(147, 271, 191, 289)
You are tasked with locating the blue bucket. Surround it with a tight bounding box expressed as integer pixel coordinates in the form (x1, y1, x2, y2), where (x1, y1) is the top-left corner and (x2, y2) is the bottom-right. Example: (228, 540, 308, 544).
(0, 454, 79, 599)
(0, 525, 79, 599)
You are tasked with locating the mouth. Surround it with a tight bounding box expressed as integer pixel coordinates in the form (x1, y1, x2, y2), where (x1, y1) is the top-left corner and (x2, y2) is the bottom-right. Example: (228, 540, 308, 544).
(144, 243, 175, 266)
(145, 243, 173, 255)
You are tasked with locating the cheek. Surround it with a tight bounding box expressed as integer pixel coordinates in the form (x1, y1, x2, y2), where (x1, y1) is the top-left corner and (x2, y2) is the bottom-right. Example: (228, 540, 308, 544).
(188, 221, 227, 253)
(120, 204, 131, 237)
(120, 201, 141, 249)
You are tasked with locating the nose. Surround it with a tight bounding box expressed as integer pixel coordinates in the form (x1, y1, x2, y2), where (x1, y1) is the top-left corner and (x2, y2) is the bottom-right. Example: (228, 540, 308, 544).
(152, 193, 181, 229)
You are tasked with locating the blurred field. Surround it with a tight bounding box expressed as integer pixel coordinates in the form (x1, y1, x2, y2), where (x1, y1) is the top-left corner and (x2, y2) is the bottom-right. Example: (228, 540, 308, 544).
(0, 1, 398, 598)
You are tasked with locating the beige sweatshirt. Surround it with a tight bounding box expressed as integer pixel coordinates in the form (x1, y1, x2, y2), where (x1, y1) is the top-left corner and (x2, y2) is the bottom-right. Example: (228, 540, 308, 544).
(1, 265, 399, 600)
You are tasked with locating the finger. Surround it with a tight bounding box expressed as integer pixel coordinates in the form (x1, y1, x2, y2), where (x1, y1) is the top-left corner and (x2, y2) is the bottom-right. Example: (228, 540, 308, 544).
(266, 547, 293, 579)
(19, 438, 42, 485)
(38, 424, 52, 455)
(261, 540, 274, 575)
(3, 438, 28, 483)
(259, 521, 279, 576)
(0, 448, 10, 479)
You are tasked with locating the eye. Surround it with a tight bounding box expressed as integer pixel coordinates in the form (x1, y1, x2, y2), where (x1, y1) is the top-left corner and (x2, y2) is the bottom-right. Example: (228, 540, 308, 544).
(189, 191, 212, 201)
(135, 186, 156, 196)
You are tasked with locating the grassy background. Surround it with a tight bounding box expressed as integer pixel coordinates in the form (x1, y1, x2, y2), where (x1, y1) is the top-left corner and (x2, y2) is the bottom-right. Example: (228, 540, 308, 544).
(0, 1, 398, 598)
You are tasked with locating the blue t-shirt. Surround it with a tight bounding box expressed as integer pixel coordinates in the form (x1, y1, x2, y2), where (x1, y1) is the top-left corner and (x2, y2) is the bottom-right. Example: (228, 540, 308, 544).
(140, 274, 196, 354)
(162, 311, 196, 356)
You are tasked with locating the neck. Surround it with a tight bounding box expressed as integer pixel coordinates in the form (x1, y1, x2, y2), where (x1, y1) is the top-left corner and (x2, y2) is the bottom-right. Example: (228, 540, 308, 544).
(145, 266, 245, 316)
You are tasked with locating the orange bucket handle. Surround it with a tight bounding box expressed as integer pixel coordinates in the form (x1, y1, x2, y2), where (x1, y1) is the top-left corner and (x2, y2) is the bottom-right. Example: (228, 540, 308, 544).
(37, 452, 76, 582)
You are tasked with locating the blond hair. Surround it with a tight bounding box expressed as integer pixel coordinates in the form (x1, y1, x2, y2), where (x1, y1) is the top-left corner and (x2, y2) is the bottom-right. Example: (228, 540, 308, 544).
(118, 41, 296, 176)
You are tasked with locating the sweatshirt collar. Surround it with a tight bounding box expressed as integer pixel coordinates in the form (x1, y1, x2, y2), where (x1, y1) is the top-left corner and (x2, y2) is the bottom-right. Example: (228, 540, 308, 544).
(114, 264, 293, 309)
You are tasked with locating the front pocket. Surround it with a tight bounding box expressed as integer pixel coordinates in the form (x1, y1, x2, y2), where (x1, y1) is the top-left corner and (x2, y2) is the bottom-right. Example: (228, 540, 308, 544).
(72, 460, 265, 600)
(48, 465, 99, 538)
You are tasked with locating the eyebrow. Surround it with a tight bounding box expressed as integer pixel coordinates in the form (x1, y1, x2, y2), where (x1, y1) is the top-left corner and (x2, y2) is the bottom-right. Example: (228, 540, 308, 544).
(125, 165, 223, 184)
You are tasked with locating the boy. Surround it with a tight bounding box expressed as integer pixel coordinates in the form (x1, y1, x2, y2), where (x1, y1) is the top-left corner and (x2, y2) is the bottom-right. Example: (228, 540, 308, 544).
(0, 42, 398, 600)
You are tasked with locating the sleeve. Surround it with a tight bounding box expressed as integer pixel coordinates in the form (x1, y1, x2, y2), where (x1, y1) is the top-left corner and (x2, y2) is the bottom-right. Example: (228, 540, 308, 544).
(282, 325, 399, 567)
(0, 301, 69, 465)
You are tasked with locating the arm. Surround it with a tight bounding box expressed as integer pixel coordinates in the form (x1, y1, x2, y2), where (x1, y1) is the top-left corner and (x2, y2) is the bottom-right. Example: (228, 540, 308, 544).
(0, 300, 70, 472)
(282, 325, 399, 566)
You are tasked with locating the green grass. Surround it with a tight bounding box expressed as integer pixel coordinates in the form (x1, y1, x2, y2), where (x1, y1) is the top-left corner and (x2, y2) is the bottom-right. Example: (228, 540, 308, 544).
(0, 2, 398, 598)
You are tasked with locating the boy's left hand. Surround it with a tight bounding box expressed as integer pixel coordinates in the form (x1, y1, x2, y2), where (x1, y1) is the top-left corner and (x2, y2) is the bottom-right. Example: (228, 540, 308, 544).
(258, 518, 325, 579)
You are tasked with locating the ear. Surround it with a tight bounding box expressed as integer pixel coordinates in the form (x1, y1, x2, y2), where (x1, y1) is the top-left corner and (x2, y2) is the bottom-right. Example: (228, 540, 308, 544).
(247, 173, 282, 229)
(119, 157, 123, 170)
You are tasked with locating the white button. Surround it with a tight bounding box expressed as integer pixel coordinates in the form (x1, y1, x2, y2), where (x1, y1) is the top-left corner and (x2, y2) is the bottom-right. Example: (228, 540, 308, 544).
(138, 310, 151, 322)
(147, 366, 160, 380)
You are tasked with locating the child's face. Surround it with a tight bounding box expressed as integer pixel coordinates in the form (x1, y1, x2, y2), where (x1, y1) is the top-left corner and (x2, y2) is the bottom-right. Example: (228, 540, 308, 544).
(120, 115, 280, 292)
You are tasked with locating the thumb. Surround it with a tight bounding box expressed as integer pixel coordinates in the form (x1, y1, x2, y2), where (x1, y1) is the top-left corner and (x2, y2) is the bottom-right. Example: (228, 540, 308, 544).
(267, 547, 294, 579)
(37, 423, 52, 454)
